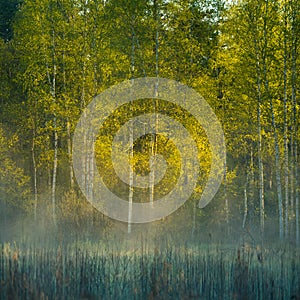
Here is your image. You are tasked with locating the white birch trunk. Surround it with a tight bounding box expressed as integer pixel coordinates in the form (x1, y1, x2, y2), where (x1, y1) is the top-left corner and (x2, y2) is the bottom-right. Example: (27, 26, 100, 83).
(254, 30, 264, 236)
(283, 6, 289, 238)
(291, 3, 299, 245)
(32, 127, 38, 222)
(128, 18, 135, 234)
(262, 0, 283, 239)
(242, 172, 248, 229)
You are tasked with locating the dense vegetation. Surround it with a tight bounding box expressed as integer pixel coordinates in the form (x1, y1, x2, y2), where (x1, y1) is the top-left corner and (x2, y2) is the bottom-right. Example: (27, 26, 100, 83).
(1, 241, 300, 299)
(0, 0, 299, 297)
(1, 0, 298, 242)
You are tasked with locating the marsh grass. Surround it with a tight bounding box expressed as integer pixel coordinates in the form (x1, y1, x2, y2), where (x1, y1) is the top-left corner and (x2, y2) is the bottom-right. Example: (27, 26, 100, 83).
(0, 241, 299, 299)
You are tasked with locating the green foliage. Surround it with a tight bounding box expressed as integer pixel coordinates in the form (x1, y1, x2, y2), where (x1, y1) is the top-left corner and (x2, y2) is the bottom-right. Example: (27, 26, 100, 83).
(0, 0, 299, 239)
(0, 127, 31, 211)
(95, 98, 210, 202)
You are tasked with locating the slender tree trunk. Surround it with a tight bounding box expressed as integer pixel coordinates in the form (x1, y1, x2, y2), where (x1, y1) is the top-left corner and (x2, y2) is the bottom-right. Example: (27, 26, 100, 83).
(128, 17, 135, 234)
(48, 167, 51, 192)
(189, 8, 197, 236)
(243, 171, 248, 229)
(224, 157, 229, 232)
(257, 70, 264, 236)
(283, 5, 289, 238)
(46, 23, 58, 226)
(192, 199, 196, 237)
(44, 10, 58, 225)
(262, 0, 283, 239)
(52, 117, 58, 226)
(290, 130, 294, 224)
(149, 0, 160, 209)
(267, 78, 283, 240)
(67, 120, 74, 188)
(291, 2, 299, 245)
(88, 132, 94, 203)
(32, 126, 38, 222)
(128, 119, 134, 234)
(254, 32, 264, 237)
(220, 66, 229, 232)
(51, 35, 58, 227)
(62, 29, 74, 189)
(249, 147, 255, 227)
(81, 5, 90, 200)
(81, 115, 87, 196)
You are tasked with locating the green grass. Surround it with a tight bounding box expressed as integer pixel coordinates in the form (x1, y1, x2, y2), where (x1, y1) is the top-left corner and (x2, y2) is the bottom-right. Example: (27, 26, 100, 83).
(0, 242, 299, 299)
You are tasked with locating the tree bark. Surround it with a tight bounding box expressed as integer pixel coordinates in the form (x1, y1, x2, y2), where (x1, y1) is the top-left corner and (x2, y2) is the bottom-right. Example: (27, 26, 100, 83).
(45, 23, 58, 226)
(243, 171, 248, 229)
(128, 16, 135, 234)
(262, 0, 283, 239)
(253, 30, 264, 236)
(149, 0, 160, 209)
(291, 0, 299, 245)
(283, 3, 289, 238)
(32, 126, 38, 222)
